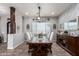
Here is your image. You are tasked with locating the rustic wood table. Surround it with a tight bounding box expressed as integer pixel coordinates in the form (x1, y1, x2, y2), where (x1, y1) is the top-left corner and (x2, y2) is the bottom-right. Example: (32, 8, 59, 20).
(27, 40, 52, 56)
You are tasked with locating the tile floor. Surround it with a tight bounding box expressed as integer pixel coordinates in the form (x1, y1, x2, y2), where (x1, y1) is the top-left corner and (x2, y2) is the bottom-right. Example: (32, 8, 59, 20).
(0, 42, 71, 56)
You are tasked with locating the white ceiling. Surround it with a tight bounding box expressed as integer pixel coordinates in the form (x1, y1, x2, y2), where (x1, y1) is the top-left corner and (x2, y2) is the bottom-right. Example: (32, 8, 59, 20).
(0, 3, 75, 17)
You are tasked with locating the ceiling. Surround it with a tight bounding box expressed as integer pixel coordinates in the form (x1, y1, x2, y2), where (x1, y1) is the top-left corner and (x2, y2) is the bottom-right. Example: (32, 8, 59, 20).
(0, 3, 75, 17)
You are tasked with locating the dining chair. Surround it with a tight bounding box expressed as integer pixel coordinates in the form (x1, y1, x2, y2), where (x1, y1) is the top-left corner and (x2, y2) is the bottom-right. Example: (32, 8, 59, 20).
(26, 32, 32, 41)
(47, 32, 54, 53)
(49, 32, 54, 42)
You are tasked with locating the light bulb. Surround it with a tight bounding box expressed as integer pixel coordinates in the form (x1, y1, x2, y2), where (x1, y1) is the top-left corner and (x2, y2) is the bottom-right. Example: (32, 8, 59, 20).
(37, 17, 40, 20)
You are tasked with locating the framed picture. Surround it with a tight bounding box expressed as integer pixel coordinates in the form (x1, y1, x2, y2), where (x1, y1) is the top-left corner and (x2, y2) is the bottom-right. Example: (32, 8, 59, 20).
(53, 24, 56, 29)
(26, 24, 30, 30)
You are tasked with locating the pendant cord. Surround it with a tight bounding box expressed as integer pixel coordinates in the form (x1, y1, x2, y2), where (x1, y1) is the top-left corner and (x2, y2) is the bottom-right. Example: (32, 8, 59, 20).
(38, 6, 41, 17)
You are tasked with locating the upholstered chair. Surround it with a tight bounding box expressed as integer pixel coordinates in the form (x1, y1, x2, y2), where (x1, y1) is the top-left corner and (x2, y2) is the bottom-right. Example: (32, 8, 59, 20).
(26, 32, 32, 41)
(47, 32, 54, 53)
(49, 32, 54, 42)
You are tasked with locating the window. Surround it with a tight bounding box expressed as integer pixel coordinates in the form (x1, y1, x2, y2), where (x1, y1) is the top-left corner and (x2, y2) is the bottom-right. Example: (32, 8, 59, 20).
(64, 22, 77, 30)
(32, 22, 52, 33)
(32, 22, 52, 40)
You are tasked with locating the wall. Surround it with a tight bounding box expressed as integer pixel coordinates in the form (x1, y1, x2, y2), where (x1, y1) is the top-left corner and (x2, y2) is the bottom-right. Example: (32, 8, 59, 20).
(58, 4, 78, 30)
(0, 15, 8, 42)
(13, 11, 24, 49)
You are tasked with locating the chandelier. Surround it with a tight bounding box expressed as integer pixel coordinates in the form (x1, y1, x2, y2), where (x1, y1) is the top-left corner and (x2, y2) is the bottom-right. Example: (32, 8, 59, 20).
(33, 5, 49, 22)
(33, 6, 41, 22)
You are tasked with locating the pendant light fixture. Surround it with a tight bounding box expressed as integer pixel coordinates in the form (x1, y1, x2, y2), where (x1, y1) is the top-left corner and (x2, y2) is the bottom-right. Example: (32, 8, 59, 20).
(33, 5, 41, 22)
(33, 4, 50, 22)
(37, 6, 41, 20)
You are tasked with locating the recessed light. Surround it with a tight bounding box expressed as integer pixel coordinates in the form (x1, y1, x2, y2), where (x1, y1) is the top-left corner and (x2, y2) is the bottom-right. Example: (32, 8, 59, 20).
(0, 9, 7, 14)
(51, 12, 55, 15)
(25, 12, 29, 15)
(0, 6, 9, 15)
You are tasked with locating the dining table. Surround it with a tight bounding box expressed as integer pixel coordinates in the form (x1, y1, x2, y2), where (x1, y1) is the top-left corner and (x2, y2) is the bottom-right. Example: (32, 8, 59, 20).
(27, 39, 52, 56)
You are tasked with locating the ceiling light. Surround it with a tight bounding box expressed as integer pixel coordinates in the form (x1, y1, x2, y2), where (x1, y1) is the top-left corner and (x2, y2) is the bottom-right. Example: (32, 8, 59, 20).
(0, 6, 9, 15)
(0, 9, 7, 14)
(33, 5, 49, 22)
(37, 16, 40, 20)
(25, 12, 29, 15)
(51, 12, 55, 15)
(33, 6, 41, 21)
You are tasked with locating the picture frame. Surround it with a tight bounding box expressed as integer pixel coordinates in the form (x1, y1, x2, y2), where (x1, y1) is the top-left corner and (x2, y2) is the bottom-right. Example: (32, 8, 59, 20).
(26, 24, 30, 30)
(53, 24, 56, 29)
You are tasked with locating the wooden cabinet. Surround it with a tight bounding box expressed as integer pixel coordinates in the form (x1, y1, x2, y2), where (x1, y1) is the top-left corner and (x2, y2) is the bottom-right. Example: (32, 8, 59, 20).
(56, 34, 79, 56)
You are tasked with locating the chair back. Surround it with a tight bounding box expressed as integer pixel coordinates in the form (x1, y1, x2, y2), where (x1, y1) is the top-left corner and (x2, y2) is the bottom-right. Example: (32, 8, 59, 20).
(26, 32, 32, 41)
(49, 32, 54, 42)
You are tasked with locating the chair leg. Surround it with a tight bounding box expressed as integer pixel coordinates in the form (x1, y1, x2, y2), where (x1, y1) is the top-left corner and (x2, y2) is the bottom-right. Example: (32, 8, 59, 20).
(50, 48, 52, 53)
